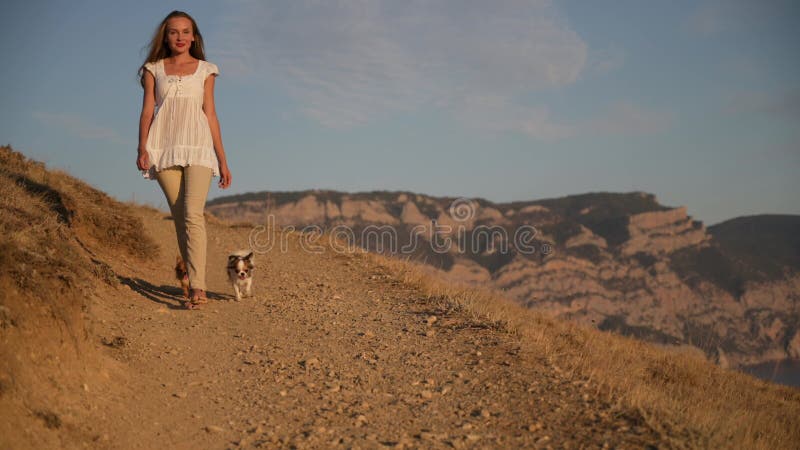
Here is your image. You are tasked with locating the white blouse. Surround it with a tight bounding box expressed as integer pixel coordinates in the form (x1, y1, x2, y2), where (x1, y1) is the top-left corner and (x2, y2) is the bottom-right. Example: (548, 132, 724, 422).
(141, 58, 220, 180)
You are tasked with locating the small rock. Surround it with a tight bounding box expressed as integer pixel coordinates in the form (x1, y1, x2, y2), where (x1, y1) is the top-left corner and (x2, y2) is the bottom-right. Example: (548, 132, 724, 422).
(527, 422, 543, 432)
(173, 392, 188, 399)
(419, 431, 437, 440)
(420, 390, 433, 399)
(205, 425, 224, 433)
(425, 329, 436, 337)
(426, 316, 437, 325)
(301, 357, 320, 369)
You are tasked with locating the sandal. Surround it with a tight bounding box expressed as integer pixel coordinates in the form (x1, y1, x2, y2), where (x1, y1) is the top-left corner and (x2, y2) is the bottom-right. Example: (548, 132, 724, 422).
(186, 289, 208, 309)
(184, 299, 202, 310)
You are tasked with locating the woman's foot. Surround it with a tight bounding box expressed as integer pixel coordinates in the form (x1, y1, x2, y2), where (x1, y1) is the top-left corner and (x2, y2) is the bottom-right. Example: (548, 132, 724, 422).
(186, 289, 208, 309)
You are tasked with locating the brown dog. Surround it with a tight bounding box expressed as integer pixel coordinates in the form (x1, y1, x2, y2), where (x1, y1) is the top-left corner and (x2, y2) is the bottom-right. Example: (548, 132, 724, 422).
(175, 255, 190, 299)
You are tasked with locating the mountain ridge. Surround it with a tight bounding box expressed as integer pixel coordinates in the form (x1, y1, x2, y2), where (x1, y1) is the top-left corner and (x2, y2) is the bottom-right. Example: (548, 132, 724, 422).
(206, 189, 800, 368)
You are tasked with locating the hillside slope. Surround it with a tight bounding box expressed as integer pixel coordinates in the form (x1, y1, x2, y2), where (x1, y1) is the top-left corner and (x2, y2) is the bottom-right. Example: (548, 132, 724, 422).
(206, 190, 800, 367)
(2, 146, 799, 449)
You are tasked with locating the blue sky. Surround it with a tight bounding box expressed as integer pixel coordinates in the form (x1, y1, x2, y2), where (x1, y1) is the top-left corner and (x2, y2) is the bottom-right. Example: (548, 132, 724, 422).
(1, 0, 798, 226)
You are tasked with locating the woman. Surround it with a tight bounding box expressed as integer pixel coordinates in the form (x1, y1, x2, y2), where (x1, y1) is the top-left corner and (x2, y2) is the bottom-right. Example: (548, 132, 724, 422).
(136, 10, 232, 309)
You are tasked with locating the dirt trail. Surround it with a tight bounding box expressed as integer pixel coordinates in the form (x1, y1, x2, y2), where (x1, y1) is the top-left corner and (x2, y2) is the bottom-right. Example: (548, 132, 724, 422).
(75, 206, 661, 449)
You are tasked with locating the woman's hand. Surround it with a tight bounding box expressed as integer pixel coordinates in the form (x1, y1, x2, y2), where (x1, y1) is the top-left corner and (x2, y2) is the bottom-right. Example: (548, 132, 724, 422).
(137, 149, 150, 172)
(218, 163, 232, 189)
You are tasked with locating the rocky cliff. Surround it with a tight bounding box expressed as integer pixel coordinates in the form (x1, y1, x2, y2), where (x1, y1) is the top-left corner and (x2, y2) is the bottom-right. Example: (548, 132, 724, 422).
(206, 190, 800, 367)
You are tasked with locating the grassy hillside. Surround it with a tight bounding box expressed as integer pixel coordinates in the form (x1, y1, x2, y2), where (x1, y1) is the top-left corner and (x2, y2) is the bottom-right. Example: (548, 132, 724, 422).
(0, 145, 157, 448)
(1, 145, 799, 449)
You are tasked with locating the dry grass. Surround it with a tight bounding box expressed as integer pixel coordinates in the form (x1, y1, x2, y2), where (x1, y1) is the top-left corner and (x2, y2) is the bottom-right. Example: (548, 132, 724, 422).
(0, 145, 160, 421)
(0, 145, 161, 349)
(175, 190, 800, 448)
(0, 147, 91, 300)
(3, 144, 797, 448)
(357, 250, 800, 449)
(0, 145, 155, 262)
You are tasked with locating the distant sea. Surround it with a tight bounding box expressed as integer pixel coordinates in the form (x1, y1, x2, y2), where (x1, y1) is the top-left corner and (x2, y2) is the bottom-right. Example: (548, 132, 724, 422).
(740, 359, 800, 388)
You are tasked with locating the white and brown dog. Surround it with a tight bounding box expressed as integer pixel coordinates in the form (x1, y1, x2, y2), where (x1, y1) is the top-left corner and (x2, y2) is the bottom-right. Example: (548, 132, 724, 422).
(227, 250, 254, 301)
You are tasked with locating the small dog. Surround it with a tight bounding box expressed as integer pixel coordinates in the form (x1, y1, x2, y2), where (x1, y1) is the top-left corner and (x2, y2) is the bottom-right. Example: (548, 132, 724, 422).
(175, 255, 191, 299)
(227, 250, 254, 301)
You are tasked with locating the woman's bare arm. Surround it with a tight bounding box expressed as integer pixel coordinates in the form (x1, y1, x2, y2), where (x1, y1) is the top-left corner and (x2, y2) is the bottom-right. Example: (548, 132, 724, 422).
(203, 74, 231, 188)
(137, 70, 156, 170)
(203, 75, 226, 164)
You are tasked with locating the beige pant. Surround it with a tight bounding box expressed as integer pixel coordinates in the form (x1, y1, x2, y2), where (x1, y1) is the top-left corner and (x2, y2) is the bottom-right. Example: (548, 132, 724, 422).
(155, 165, 213, 291)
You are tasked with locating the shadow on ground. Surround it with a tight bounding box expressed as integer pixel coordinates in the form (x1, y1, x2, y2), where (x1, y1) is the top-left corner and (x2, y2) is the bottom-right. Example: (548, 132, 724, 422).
(117, 276, 230, 309)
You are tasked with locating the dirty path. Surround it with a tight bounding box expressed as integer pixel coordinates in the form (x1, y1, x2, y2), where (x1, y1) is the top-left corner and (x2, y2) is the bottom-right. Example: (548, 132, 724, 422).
(73, 207, 660, 449)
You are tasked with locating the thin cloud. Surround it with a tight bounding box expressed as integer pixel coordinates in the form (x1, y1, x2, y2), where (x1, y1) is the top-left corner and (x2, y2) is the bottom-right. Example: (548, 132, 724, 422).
(456, 95, 575, 140)
(456, 98, 671, 139)
(586, 102, 673, 136)
(685, 0, 794, 35)
(724, 89, 800, 120)
(219, 0, 588, 132)
(32, 111, 130, 145)
(586, 46, 625, 76)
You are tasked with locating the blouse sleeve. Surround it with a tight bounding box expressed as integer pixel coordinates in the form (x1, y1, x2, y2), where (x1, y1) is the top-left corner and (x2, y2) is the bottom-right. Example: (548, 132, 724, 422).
(142, 61, 156, 76)
(204, 62, 220, 80)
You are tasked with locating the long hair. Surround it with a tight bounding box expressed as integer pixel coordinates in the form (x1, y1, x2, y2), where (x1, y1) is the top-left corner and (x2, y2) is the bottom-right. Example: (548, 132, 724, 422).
(139, 10, 206, 87)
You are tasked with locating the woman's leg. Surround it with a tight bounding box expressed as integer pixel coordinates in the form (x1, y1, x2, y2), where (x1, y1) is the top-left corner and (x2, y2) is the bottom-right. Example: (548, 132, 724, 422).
(155, 166, 188, 265)
(183, 165, 213, 292)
